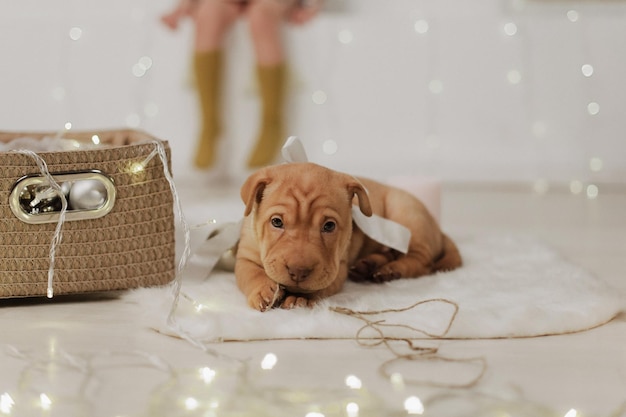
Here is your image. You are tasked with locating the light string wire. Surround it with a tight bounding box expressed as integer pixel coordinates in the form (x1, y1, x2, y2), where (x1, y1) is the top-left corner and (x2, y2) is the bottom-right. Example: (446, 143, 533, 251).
(10, 149, 69, 299)
(146, 139, 244, 364)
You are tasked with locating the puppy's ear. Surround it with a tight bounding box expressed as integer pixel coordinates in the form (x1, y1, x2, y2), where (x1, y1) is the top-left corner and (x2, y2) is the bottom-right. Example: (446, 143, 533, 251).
(347, 180, 373, 217)
(241, 170, 272, 216)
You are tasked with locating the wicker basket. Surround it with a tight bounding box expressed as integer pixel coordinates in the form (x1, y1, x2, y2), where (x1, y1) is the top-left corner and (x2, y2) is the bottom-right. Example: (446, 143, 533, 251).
(0, 129, 176, 298)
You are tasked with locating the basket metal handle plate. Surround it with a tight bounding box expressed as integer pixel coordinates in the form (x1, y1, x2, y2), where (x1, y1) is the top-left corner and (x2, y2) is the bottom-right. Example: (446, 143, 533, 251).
(9, 170, 116, 224)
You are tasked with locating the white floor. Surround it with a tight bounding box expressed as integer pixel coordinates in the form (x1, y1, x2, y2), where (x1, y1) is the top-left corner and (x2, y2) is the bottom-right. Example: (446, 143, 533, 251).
(1, 182, 625, 417)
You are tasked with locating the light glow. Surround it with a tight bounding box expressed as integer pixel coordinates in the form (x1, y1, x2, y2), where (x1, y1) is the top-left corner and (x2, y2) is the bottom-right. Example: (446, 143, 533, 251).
(567, 10, 579, 22)
(569, 180, 584, 195)
(40, 393, 52, 410)
(338, 29, 354, 44)
(586, 184, 599, 199)
(504, 22, 518, 36)
(199, 367, 216, 384)
(0, 393, 15, 414)
(345, 375, 362, 390)
(184, 397, 199, 410)
(346, 402, 359, 417)
(322, 140, 338, 155)
(581, 64, 594, 77)
(589, 157, 603, 172)
(404, 396, 425, 415)
(261, 353, 278, 370)
(564, 409, 578, 417)
(69, 27, 82, 41)
(312, 90, 327, 105)
(414, 19, 429, 34)
(587, 102, 600, 115)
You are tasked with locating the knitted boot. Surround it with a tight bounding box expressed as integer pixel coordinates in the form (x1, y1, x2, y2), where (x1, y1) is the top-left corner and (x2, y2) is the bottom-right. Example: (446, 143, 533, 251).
(247, 63, 286, 168)
(193, 50, 222, 169)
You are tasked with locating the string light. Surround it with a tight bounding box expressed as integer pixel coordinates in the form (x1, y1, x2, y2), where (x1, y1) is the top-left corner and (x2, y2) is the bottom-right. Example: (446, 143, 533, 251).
(199, 367, 216, 384)
(428, 79, 443, 94)
(184, 397, 199, 411)
(312, 90, 328, 105)
(338, 29, 354, 44)
(503, 22, 518, 36)
(589, 157, 603, 172)
(569, 180, 584, 195)
(587, 102, 600, 116)
(567, 10, 580, 23)
(581, 64, 594, 77)
(346, 402, 360, 417)
(414, 19, 429, 34)
(68, 27, 82, 41)
(322, 139, 338, 155)
(404, 396, 425, 415)
(39, 393, 52, 411)
(0, 393, 14, 414)
(261, 353, 278, 370)
(345, 375, 363, 390)
(586, 184, 599, 199)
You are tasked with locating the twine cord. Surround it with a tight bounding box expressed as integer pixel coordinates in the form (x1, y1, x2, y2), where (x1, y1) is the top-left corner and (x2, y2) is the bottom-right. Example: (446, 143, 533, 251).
(331, 299, 487, 389)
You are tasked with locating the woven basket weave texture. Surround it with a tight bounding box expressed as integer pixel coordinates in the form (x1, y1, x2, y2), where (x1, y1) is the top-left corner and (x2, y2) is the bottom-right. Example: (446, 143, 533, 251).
(0, 130, 176, 298)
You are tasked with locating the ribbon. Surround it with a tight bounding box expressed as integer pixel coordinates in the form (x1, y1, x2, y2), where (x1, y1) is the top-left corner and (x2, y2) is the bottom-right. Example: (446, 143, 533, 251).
(281, 136, 411, 254)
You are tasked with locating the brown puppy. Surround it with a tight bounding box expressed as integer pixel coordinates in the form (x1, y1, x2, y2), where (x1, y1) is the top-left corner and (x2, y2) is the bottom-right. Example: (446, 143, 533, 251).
(235, 162, 462, 311)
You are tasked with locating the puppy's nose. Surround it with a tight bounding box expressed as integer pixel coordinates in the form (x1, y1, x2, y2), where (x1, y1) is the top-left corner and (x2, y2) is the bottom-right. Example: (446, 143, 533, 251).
(287, 266, 312, 283)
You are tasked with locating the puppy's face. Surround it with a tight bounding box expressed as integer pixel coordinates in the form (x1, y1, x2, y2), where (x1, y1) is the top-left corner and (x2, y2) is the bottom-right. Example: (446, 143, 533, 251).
(241, 163, 372, 293)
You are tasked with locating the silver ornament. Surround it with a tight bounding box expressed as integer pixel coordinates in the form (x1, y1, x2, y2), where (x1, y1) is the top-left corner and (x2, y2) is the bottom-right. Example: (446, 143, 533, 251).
(69, 179, 107, 210)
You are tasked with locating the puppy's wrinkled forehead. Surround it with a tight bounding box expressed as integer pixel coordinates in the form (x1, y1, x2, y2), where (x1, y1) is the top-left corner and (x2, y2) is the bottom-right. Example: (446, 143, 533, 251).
(261, 165, 350, 215)
(241, 162, 372, 218)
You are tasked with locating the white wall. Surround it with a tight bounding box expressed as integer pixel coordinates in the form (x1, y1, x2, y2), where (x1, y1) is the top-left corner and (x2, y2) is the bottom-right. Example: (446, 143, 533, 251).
(1, 0, 625, 187)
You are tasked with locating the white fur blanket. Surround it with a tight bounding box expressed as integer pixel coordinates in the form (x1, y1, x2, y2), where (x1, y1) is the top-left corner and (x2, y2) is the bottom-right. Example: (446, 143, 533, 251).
(124, 236, 624, 342)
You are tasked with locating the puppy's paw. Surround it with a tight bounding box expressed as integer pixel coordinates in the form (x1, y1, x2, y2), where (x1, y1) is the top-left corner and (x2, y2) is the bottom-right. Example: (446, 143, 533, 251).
(348, 258, 377, 282)
(280, 294, 315, 309)
(248, 281, 285, 312)
(349, 252, 397, 282)
(372, 267, 402, 282)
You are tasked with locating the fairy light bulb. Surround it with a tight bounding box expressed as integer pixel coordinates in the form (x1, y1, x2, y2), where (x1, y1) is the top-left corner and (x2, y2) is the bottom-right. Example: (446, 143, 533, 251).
(564, 409, 578, 417)
(261, 353, 278, 370)
(338, 29, 354, 44)
(0, 393, 15, 414)
(404, 396, 425, 415)
(414, 19, 429, 34)
(586, 184, 599, 199)
(40, 393, 52, 411)
(346, 402, 359, 417)
(504, 22, 518, 36)
(581, 64, 594, 77)
(312, 90, 327, 105)
(567, 10, 579, 22)
(184, 397, 199, 411)
(199, 367, 216, 384)
(345, 375, 362, 389)
(69, 27, 82, 41)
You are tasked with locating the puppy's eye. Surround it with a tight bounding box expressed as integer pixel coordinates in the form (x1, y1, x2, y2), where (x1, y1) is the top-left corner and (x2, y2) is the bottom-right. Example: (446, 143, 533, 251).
(322, 221, 336, 233)
(270, 217, 284, 229)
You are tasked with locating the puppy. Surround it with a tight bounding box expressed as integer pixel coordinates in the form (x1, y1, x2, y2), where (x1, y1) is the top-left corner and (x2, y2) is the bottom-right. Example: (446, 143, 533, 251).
(235, 162, 462, 311)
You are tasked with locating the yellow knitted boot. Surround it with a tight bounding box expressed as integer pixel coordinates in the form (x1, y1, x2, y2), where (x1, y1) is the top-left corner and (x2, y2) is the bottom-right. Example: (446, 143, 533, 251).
(247, 63, 286, 168)
(193, 51, 222, 169)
